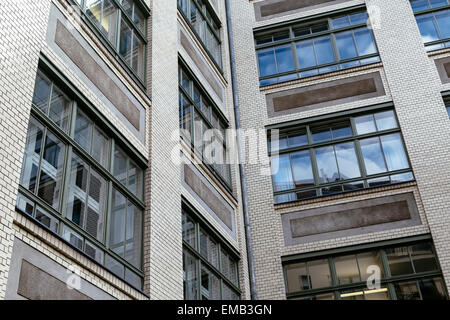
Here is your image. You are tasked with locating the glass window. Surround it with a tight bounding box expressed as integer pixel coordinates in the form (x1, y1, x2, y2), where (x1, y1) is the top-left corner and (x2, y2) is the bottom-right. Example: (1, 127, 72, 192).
(416, 13, 441, 42)
(380, 133, 409, 171)
(36, 206, 59, 233)
(296, 40, 316, 69)
(335, 142, 361, 180)
(285, 262, 309, 292)
(335, 254, 361, 284)
(410, 242, 439, 272)
(354, 28, 377, 56)
(360, 137, 387, 175)
(375, 110, 398, 131)
(419, 278, 447, 300)
(315, 146, 339, 184)
(395, 280, 421, 300)
(336, 31, 358, 60)
(357, 251, 384, 281)
(291, 151, 314, 188)
(271, 154, 294, 192)
(182, 211, 241, 300)
(314, 36, 335, 65)
(308, 259, 332, 289)
(386, 246, 414, 276)
(86, 0, 119, 44)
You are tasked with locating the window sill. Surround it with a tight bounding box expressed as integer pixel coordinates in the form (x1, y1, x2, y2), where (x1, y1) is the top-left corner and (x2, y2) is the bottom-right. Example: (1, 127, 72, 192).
(259, 62, 383, 92)
(274, 180, 417, 210)
(14, 207, 149, 299)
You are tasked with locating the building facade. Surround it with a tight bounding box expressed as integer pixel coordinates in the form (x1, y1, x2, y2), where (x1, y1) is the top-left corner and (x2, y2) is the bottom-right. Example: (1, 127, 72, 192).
(0, 0, 449, 300)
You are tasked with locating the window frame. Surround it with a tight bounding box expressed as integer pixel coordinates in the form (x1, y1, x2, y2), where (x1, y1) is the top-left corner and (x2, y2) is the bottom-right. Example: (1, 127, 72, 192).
(282, 236, 448, 300)
(16, 60, 146, 289)
(179, 59, 232, 191)
(70, 0, 150, 88)
(182, 200, 241, 300)
(177, 0, 223, 72)
(268, 107, 414, 204)
(411, 0, 450, 51)
(254, 8, 380, 86)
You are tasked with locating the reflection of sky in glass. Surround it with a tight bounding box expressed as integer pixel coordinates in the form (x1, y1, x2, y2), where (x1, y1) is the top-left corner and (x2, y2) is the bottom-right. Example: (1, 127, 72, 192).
(257, 48, 276, 77)
(271, 154, 294, 192)
(315, 146, 339, 183)
(291, 151, 314, 187)
(275, 45, 295, 73)
(360, 137, 387, 175)
(354, 28, 377, 56)
(380, 133, 410, 171)
(335, 142, 361, 180)
(416, 14, 440, 42)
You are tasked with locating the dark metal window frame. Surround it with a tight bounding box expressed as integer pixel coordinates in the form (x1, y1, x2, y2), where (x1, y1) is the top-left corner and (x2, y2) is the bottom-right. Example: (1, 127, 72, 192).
(16, 57, 146, 288)
(69, 0, 150, 89)
(282, 235, 448, 300)
(254, 7, 381, 86)
(178, 0, 223, 72)
(268, 105, 414, 204)
(182, 199, 241, 300)
(179, 58, 233, 192)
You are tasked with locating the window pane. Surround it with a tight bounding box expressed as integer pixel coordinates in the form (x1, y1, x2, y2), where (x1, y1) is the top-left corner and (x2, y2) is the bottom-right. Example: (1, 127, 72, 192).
(274, 45, 295, 73)
(360, 137, 387, 175)
(200, 229, 218, 268)
(308, 259, 332, 289)
(311, 127, 331, 143)
(125, 203, 142, 268)
(271, 154, 294, 192)
(355, 114, 377, 135)
(32, 71, 51, 113)
(62, 225, 83, 250)
(374, 110, 398, 131)
(357, 251, 384, 281)
(37, 131, 66, 210)
(74, 110, 92, 152)
(66, 154, 88, 229)
(395, 280, 421, 300)
(390, 172, 414, 183)
(431, 0, 449, 8)
(125, 268, 142, 289)
(86, 0, 118, 44)
(48, 86, 71, 132)
(109, 189, 126, 257)
(222, 284, 240, 300)
(179, 92, 192, 139)
(229, 257, 239, 286)
(285, 262, 309, 292)
(182, 213, 196, 249)
(113, 148, 128, 185)
(380, 133, 409, 171)
(419, 278, 447, 300)
(314, 36, 335, 65)
(335, 142, 361, 180)
(411, 0, 430, 12)
(257, 48, 276, 77)
(20, 117, 45, 193)
(201, 265, 220, 300)
(119, 18, 133, 64)
(105, 254, 124, 278)
(332, 123, 352, 140)
(16, 194, 34, 216)
(435, 9, 450, 39)
(92, 127, 109, 168)
(85, 240, 104, 264)
(416, 14, 440, 43)
(315, 146, 339, 184)
(354, 28, 377, 56)
(410, 242, 439, 273)
(35, 207, 59, 233)
(291, 151, 314, 188)
(350, 12, 368, 25)
(87, 169, 107, 241)
(128, 161, 142, 199)
(335, 254, 361, 284)
(332, 16, 350, 29)
(335, 31, 358, 60)
(132, 3, 146, 34)
(364, 287, 390, 300)
(131, 33, 145, 79)
(386, 246, 414, 276)
(288, 132, 308, 147)
(183, 250, 199, 300)
(221, 250, 230, 279)
(296, 40, 316, 69)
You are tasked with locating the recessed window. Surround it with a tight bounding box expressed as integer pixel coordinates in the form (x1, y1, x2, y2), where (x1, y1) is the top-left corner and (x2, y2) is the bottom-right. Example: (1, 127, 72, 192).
(269, 109, 413, 204)
(255, 10, 380, 86)
(178, 0, 222, 68)
(16, 67, 145, 288)
(75, 0, 148, 82)
(182, 209, 240, 300)
(284, 240, 446, 300)
(411, 0, 450, 51)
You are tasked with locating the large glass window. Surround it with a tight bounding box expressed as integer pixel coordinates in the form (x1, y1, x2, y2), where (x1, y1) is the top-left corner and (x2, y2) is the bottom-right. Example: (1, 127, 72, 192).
(284, 240, 447, 300)
(16, 67, 145, 289)
(75, 0, 148, 81)
(179, 64, 231, 188)
(411, 0, 450, 51)
(178, 0, 222, 68)
(255, 10, 380, 86)
(182, 209, 240, 300)
(269, 109, 413, 204)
